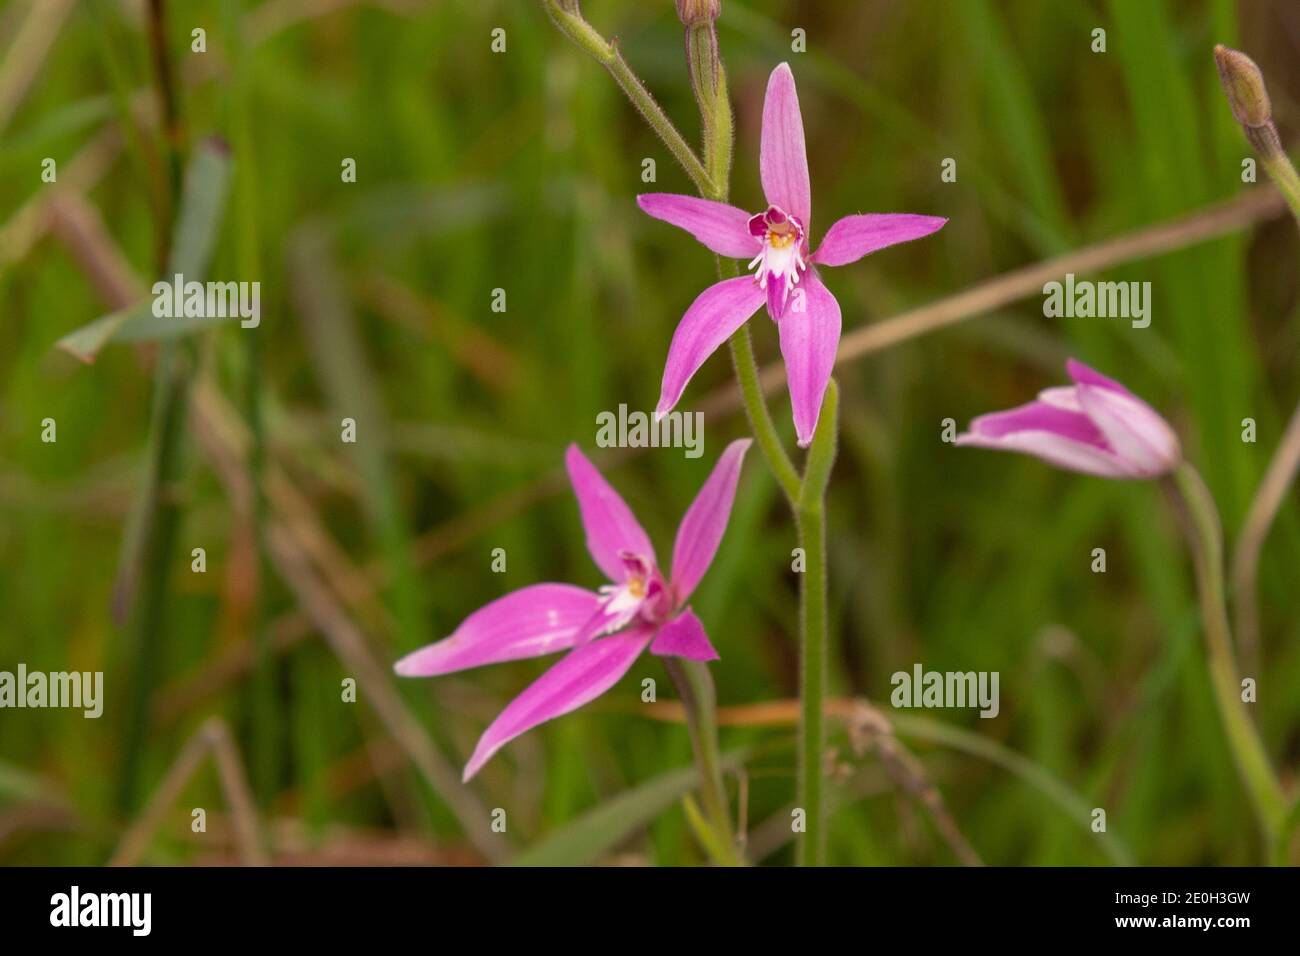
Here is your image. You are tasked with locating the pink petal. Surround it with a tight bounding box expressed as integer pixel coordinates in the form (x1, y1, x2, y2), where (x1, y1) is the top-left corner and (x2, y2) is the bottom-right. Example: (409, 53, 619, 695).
(394, 584, 604, 677)
(462, 628, 655, 780)
(1067, 359, 1180, 477)
(955, 428, 1133, 478)
(778, 269, 841, 447)
(760, 63, 812, 231)
(649, 608, 719, 661)
(637, 193, 759, 258)
(961, 399, 1108, 446)
(670, 438, 751, 603)
(565, 445, 657, 582)
(954, 399, 1132, 478)
(657, 276, 765, 416)
(1065, 357, 1137, 397)
(811, 214, 947, 267)
(1074, 382, 1181, 478)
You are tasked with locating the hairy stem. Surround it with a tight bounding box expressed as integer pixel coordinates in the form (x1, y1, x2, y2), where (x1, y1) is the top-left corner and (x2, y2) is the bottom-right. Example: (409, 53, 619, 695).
(795, 380, 838, 866)
(544, 1, 836, 867)
(1170, 464, 1287, 847)
(542, 0, 714, 196)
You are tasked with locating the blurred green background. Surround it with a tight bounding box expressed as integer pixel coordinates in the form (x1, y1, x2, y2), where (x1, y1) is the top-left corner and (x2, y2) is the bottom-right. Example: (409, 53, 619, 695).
(1, 0, 1298, 866)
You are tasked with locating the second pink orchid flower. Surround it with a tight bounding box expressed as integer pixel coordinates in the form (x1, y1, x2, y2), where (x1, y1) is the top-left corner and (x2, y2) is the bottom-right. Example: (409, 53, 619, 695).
(395, 440, 751, 780)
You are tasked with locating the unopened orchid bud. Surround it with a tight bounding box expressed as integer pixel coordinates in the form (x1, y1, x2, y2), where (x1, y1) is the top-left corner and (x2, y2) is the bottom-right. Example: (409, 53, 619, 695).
(1214, 44, 1271, 128)
(956, 359, 1181, 479)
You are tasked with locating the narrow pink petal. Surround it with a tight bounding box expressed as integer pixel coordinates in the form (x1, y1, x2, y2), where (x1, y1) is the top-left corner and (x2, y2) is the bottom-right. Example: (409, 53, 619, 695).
(811, 214, 947, 267)
(1065, 357, 1137, 397)
(954, 396, 1133, 476)
(394, 584, 603, 677)
(649, 608, 719, 661)
(670, 438, 752, 603)
(462, 628, 654, 780)
(1075, 383, 1181, 477)
(1068, 359, 1181, 477)
(777, 269, 841, 447)
(954, 428, 1132, 478)
(565, 445, 656, 582)
(637, 193, 759, 258)
(961, 399, 1108, 447)
(657, 276, 765, 416)
(760, 63, 812, 230)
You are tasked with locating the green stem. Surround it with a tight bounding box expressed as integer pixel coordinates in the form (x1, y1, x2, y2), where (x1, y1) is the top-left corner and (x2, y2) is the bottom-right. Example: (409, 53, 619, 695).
(795, 380, 838, 866)
(542, 0, 715, 196)
(117, 352, 190, 811)
(664, 658, 742, 865)
(1262, 155, 1300, 224)
(545, 1, 838, 867)
(223, 0, 276, 805)
(118, 0, 192, 812)
(1170, 463, 1287, 847)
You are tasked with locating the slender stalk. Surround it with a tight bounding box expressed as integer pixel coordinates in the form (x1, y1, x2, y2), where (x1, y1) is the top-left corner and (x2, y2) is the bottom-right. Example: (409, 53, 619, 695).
(224, 0, 277, 804)
(542, 0, 714, 196)
(1215, 45, 1300, 675)
(664, 658, 742, 865)
(1169, 464, 1287, 846)
(795, 380, 838, 866)
(118, 0, 193, 812)
(1233, 402, 1300, 675)
(543, 0, 837, 867)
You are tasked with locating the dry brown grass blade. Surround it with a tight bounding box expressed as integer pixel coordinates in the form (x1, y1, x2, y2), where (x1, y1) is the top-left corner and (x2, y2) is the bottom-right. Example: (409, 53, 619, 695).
(192, 381, 506, 863)
(46, 202, 502, 863)
(357, 272, 521, 392)
(1232, 401, 1300, 675)
(263, 520, 505, 861)
(0, 124, 122, 267)
(0, 0, 75, 135)
(0, 0, 412, 270)
(109, 717, 268, 867)
(842, 702, 982, 866)
(697, 186, 1287, 418)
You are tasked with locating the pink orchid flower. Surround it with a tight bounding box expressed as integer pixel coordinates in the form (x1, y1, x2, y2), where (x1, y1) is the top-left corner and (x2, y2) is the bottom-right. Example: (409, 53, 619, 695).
(955, 359, 1181, 478)
(395, 439, 752, 781)
(638, 62, 947, 447)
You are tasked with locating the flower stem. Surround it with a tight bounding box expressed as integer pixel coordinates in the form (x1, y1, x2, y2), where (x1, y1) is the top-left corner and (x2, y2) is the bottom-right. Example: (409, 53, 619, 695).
(664, 657, 742, 865)
(795, 380, 838, 866)
(541, 0, 715, 196)
(1169, 463, 1288, 847)
(544, 2, 838, 867)
(117, 0, 192, 812)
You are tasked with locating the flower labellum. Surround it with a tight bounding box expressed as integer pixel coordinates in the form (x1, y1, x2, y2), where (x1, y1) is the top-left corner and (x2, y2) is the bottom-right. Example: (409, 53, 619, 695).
(637, 62, 946, 447)
(395, 439, 752, 780)
(955, 359, 1181, 479)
